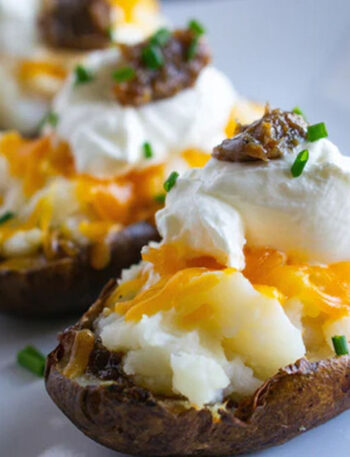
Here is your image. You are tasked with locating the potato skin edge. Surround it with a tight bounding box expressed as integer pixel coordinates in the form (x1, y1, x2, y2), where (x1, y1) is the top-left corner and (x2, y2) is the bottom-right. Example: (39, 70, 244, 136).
(45, 286, 350, 456)
(0, 222, 159, 318)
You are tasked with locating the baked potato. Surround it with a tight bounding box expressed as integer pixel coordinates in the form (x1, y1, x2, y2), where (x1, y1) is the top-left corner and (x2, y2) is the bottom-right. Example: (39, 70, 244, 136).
(0, 222, 158, 318)
(0, 130, 165, 318)
(46, 108, 350, 455)
(45, 279, 350, 456)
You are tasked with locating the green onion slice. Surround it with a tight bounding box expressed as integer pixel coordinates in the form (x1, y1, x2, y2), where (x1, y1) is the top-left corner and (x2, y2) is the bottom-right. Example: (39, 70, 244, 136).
(332, 335, 349, 356)
(17, 345, 46, 377)
(74, 65, 94, 86)
(187, 36, 199, 61)
(188, 19, 206, 36)
(142, 44, 164, 70)
(113, 66, 135, 83)
(151, 28, 171, 47)
(143, 142, 154, 159)
(107, 26, 114, 41)
(291, 149, 309, 178)
(163, 171, 179, 192)
(0, 211, 14, 225)
(40, 111, 59, 130)
(307, 122, 328, 142)
(292, 106, 305, 118)
(154, 193, 166, 204)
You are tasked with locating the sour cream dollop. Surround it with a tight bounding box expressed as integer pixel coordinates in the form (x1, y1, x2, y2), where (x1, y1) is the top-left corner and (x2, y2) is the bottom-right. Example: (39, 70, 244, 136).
(0, 0, 165, 134)
(53, 48, 238, 176)
(157, 137, 350, 267)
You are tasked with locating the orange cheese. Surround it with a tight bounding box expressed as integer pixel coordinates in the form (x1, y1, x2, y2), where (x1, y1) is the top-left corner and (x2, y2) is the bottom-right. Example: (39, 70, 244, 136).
(244, 247, 350, 319)
(108, 0, 159, 23)
(116, 267, 223, 322)
(181, 149, 211, 168)
(18, 60, 67, 84)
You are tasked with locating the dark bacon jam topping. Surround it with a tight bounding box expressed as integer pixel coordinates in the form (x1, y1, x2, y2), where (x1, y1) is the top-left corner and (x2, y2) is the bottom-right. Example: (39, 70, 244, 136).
(112, 28, 211, 107)
(213, 107, 308, 163)
(39, 0, 111, 50)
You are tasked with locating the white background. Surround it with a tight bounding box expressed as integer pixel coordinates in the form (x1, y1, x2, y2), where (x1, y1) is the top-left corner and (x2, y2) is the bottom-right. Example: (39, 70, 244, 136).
(1, 0, 350, 456)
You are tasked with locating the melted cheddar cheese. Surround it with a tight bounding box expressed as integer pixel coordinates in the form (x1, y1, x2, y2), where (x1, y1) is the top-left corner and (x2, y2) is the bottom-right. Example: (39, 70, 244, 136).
(108, 0, 159, 23)
(244, 247, 350, 319)
(0, 132, 164, 266)
(108, 244, 350, 329)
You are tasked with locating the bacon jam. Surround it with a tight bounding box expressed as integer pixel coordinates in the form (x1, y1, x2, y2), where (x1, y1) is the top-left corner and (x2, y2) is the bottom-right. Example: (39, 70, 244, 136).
(39, 0, 111, 50)
(113, 28, 211, 106)
(213, 108, 308, 162)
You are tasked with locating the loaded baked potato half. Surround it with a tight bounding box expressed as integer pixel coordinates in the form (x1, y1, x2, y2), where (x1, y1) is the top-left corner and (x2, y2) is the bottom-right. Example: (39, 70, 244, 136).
(0, 25, 252, 317)
(46, 109, 350, 455)
(0, 129, 162, 317)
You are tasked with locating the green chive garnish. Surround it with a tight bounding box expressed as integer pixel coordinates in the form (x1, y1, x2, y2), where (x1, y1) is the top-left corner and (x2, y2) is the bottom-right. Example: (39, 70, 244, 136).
(292, 106, 305, 118)
(142, 44, 164, 70)
(188, 19, 206, 36)
(17, 345, 46, 377)
(113, 66, 135, 83)
(163, 171, 179, 192)
(154, 193, 166, 204)
(307, 122, 328, 142)
(74, 65, 94, 86)
(187, 36, 199, 61)
(0, 211, 14, 225)
(291, 149, 309, 178)
(143, 142, 153, 159)
(151, 28, 171, 47)
(107, 26, 114, 41)
(332, 335, 349, 356)
(40, 111, 59, 130)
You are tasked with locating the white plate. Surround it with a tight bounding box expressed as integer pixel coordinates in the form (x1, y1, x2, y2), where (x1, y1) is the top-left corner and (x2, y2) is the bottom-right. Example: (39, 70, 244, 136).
(1, 0, 350, 456)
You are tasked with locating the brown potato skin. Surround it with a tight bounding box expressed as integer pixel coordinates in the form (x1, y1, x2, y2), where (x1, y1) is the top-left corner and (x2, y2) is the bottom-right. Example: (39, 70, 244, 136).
(0, 222, 159, 318)
(45, 285, 350, 456)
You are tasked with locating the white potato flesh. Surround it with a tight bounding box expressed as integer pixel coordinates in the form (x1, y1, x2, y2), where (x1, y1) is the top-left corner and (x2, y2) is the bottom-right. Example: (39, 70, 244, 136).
(199, 272, 306, 379)
(171, 353, 230, 406)
(98, 270, 306, 405)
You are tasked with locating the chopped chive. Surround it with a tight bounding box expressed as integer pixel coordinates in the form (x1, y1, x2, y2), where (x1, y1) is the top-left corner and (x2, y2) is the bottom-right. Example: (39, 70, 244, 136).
(188, 19, 206, 36)
(291, 149, 309, 178)
(142, 44, 164, 70)
(17, 345, 46, 377)
(46, 112, 59, 127)
(143, 142, 153, 159)
(307, 122, 328, 142)
(292, 106, 305, 118)
(74, 65, 94, 86)
(163, 171, 179, 192)
(187, 36, 199, 61)
(113, 66, 135, 83)
(107, 26, 114, 41)
(154, 193, 166, 204)
(40, 111, 59, 130)
(151, 28, 171, 47)
(0, 211, 14, 225)
(332, 335, 349, 356)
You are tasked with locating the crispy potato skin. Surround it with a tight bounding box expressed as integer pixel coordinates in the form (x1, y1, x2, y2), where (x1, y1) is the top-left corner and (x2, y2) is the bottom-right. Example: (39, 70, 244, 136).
(46, 286, 350, 456)
(0, 222, 159, 318)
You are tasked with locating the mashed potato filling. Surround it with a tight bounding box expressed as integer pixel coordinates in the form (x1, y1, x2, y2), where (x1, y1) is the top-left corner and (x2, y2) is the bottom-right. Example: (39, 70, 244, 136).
(97, 261, 306, 407)
(97, 241, 350, 407)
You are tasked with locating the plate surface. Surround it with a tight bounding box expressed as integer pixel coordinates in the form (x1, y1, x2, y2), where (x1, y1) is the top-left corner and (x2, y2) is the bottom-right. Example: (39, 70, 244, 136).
(1, 0, 350, 456)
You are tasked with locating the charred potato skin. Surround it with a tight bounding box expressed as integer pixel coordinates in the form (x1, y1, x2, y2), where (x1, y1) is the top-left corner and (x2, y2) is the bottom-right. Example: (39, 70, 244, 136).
(46, 287, 350, 456)
(0, 222, 159, 318)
